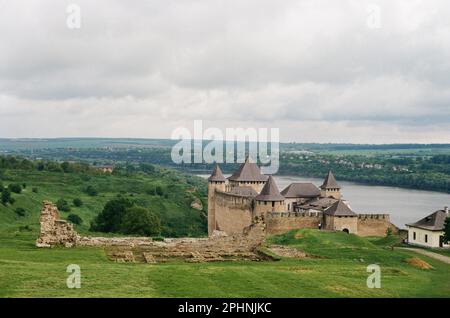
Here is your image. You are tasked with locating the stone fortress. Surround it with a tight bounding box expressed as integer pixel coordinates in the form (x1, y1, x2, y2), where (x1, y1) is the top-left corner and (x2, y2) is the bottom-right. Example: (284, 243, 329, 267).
(208, 157, 397, 237)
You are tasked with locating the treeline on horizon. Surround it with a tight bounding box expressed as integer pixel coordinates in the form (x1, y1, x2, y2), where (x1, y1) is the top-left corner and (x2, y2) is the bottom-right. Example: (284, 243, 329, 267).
(1, 147, 449, 193)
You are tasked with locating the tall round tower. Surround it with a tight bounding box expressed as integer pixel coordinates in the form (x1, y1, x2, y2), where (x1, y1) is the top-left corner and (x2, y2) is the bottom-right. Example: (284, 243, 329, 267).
(207, 164, 226, 236)
(254, 175, 285, 217)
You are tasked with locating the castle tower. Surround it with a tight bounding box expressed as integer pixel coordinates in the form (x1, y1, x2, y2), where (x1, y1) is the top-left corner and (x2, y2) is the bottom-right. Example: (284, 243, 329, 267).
(323, 200, 357, 234)
(320, 170, 341, 199)
(227, 156, 268, 193)
(254, 176, 285, 217)
(207, 164, 226, 236)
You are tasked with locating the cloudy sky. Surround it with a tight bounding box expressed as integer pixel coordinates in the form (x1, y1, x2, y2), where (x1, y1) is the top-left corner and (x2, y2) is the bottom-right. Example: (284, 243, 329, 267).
(1, 0, 449, 143)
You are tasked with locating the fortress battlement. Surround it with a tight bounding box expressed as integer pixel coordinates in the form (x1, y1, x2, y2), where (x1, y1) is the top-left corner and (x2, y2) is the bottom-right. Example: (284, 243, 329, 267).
(357, 214, 390, 220)
(267, 211, 323, 218)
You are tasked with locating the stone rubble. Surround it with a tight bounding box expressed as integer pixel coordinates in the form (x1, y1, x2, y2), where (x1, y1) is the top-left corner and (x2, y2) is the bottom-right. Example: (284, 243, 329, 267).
(36, 201, 267, 263)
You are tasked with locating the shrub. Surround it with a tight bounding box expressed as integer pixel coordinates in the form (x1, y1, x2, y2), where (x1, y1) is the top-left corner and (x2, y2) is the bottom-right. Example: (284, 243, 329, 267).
(8, 183, 22, 194)
(85, 185, 98, 196)
(90, 196, 133, 232)
(32, 187, 38, 193)
(56, 199, 71, 212)
(67, 214, 83, 225)
(155, 186, 164, 196)
(15, 207, 26, 217)
(73, 198, 83, 207)
(120, 206, 161, 236)
(1, 188, 11, 205)
(22, 183, 27, 189)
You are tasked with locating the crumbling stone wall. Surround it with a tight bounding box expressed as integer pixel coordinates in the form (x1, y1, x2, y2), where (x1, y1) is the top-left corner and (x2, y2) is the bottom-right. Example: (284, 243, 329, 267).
(36, 201, 267, 263)
(213, 191, 253, 235)
(357, 214, 398, 237)
(36, 201, 80, 247)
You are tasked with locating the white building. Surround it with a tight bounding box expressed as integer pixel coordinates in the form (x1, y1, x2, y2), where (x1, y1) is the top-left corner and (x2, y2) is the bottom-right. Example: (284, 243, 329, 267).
(406, 207, 449, 248)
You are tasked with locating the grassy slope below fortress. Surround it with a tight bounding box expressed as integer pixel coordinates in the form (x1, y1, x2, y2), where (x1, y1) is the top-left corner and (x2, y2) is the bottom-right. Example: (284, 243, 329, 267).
(0, 229, 449, 297)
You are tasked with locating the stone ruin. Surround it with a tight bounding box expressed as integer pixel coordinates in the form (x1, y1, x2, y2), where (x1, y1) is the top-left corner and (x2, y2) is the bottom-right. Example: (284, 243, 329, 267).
(36, 201, 270, 263)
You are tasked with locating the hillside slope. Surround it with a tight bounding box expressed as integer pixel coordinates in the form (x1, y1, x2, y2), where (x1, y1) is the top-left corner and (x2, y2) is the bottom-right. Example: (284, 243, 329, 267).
(0, 167, 208, 237)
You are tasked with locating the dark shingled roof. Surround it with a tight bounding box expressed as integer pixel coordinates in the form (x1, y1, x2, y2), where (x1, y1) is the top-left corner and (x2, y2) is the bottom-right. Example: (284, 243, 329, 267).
(324, 200, 357, 216)
(228, 157, 268, 182)
(406, 209, 449, 231)
(281, 183, 321, 198)
(229, 186, 258, 197)
(320, 170, 341, 189)
(255, 176, 285, 201)
(299, 197, 338, 211)
(208, 165, 226, 182)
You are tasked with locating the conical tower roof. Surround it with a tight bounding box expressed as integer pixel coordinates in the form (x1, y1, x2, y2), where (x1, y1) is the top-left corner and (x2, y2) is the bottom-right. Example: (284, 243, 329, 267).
(228, 156, 268, 182)
(208, 164, 226, 182)
(320, 170, 340, 189)
(255, 176, 285, 201)
(324, 200, 356, 216)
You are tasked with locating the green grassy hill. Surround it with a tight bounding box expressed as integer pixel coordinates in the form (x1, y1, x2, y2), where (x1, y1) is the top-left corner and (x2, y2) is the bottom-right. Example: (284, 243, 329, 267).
(0, 166, 208, 238)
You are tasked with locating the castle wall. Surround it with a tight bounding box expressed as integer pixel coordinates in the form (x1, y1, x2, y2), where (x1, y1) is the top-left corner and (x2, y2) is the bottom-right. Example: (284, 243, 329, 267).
(357, 214, 398, 237)
(320, 189, 341, 199)
(229, 180, 266, 193)
(214, 190, 254, 236)
(266, 212, 322, 235)
(208, 181, 225, 235)
(254, 200, 285, 217)
(323, 215, 358, 234)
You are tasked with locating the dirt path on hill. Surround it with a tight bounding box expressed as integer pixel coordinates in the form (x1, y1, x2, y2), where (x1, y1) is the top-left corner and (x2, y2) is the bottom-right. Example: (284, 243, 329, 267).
(399, 248, 450, 265)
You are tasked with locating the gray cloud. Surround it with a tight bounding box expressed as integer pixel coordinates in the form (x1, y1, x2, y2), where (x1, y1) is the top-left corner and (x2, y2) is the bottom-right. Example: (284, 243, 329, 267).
(0, 0, 449, 142)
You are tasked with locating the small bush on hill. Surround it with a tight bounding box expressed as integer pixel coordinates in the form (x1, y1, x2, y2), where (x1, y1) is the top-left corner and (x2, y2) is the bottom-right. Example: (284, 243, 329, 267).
(73, 198, 83, 207)
(8, 183, 22, 194)
(1, 188, 11, 205)
(67, 214, 83, 225)
(32, 187, 38, 193)
(56, 199, 71, 212)
(85, 185, 98, 196)
(15, 207, 26, 217)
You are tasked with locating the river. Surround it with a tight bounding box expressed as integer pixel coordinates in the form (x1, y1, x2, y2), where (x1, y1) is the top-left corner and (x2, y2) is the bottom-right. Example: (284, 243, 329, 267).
(198, 174, 450, 229)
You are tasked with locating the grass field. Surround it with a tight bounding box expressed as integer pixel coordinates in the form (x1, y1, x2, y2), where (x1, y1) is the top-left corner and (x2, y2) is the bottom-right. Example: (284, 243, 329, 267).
(0, 228, 449, 297)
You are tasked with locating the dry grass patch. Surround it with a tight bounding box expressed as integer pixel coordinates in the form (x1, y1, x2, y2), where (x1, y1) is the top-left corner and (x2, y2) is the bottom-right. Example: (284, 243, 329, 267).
(405, 257, 433, 270)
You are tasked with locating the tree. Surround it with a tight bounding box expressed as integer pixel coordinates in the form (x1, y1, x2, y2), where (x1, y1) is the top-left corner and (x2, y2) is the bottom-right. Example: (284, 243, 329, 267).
(15, 208, 26, 217)
(120, 206, 161, 236)
(73, 198, 83, 207)
(90, 196, 133, 232)
(56, 199, 71, 212)
(8, 183, 22, 194)
(67, 214, 83, 225)
(61, 162, 72, 173)
(1, 188, 11, 205)
(444, 217, 450, 244)
(85, 185, 98, 196)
